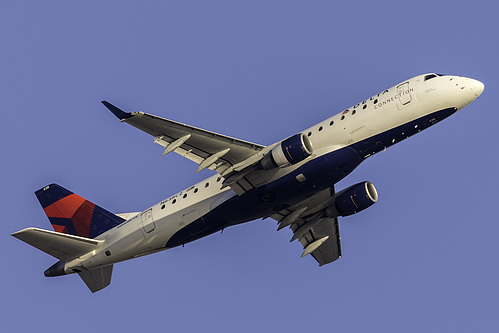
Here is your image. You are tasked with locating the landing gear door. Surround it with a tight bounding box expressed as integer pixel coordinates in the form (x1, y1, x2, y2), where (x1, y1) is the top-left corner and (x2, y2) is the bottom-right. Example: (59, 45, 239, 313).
(141, 209, 155, 233)
(397, 82, 412, 106)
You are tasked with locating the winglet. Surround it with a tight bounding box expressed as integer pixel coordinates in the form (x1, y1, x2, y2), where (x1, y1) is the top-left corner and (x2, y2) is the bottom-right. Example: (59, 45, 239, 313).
(101, 101, 133, 120)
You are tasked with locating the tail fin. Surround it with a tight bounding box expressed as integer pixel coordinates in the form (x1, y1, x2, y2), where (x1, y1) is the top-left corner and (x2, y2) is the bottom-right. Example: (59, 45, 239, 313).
(35, 184, 125, 239)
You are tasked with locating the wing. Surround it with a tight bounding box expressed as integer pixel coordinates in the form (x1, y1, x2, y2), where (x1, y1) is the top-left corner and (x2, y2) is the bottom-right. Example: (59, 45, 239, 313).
(270, 187, 342, 266)
(103, 101, 264, 171)
(103, 102, 272, 194)
(296, 217, 341, 265)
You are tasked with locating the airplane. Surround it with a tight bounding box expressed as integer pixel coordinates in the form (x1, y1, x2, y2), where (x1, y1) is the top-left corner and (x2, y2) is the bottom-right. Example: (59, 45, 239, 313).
(12, 73, 484, 292)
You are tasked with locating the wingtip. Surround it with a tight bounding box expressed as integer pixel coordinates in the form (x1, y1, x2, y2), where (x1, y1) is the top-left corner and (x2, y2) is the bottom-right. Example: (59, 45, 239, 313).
(11, 227, 36, 238)
(101, 101, 133, 120)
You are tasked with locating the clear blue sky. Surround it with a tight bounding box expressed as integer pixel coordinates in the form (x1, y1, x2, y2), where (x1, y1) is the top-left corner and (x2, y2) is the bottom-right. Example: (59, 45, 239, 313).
(2, 1, 497, 332)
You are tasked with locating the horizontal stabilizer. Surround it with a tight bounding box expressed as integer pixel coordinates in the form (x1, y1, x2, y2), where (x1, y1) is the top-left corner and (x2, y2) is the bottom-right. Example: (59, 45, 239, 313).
(78, 265, 113, 293)
(12, 228, 103, 262)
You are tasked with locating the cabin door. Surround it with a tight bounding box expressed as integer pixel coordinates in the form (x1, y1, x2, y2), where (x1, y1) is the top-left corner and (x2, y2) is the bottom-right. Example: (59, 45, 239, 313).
(141, 209, 155, 233)
(397, 82, 412, 105)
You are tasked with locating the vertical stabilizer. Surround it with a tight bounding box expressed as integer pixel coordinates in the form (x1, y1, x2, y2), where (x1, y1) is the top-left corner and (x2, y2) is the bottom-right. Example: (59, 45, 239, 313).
(35, 184, 125, 238)
(78, 265, 113, 293)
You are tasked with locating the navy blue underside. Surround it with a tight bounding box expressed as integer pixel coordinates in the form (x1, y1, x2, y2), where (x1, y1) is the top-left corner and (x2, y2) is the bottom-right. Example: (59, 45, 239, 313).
(166, 107, 457, 248)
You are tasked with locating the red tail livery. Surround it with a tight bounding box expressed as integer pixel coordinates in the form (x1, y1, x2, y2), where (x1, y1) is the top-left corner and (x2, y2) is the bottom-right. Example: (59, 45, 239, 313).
(35, 184, 124, 239)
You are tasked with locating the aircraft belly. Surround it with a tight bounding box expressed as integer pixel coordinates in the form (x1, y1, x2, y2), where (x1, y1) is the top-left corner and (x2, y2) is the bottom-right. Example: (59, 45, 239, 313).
(165, 147, 364, 248)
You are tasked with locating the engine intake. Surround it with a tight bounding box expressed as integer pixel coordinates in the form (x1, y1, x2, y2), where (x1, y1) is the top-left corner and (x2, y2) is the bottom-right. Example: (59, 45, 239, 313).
(327, 181, 378, 217)
(261, 133, 313, 170)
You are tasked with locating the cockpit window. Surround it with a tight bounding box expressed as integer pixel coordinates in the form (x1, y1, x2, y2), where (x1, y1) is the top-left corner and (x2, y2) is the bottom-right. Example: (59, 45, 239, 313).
(424, 74, 438, 81)
(424, 73, 449, 81)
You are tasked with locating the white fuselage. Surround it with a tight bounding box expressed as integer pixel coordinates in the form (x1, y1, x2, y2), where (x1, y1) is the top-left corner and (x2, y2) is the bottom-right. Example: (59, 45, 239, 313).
(63, 74, 483, 274)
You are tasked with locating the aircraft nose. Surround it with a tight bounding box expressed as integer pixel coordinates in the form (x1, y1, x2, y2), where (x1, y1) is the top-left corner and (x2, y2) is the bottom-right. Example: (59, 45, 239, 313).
(459, 77, 484, 105)
(470, 79, 485, 98)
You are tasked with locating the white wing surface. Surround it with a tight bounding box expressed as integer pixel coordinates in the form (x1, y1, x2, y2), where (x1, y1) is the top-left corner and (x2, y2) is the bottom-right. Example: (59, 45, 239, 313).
(103, 101, 265, 174)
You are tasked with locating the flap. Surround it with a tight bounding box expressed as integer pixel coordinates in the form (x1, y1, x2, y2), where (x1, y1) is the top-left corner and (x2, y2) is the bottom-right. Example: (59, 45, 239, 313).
(296, 217, 342, 266)
(271, 187, 342, 266)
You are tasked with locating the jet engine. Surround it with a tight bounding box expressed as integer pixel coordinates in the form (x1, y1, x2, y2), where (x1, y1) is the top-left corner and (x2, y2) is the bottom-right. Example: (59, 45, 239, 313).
(261, 133, 313, 170)
(326, 181, 378, 217)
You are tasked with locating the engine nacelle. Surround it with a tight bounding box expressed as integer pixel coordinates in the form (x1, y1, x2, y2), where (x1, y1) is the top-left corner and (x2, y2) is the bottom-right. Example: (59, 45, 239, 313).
(326, 181, 378, 217)
(261, 133, 313, 170)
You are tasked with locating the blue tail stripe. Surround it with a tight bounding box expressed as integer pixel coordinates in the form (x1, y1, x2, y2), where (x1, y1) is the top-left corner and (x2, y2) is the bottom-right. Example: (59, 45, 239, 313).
(88, 206, 125, 239)
(35, 184, 72, 209)
(47, 217, 78, 235)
